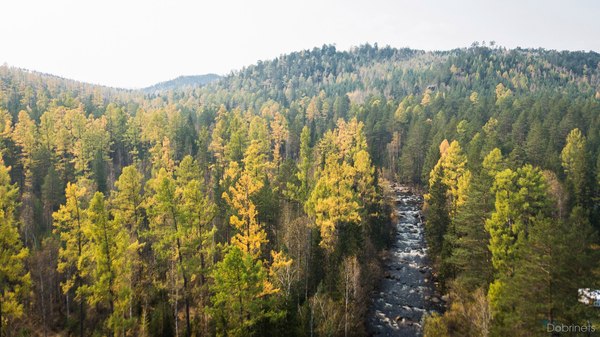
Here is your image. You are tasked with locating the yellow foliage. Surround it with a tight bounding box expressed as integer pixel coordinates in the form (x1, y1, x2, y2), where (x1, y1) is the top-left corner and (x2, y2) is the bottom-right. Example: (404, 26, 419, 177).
(223, 170, 267, 259)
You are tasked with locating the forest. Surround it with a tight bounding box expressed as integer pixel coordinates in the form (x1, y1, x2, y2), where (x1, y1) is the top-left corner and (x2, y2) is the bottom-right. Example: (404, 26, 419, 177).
(0, 43, 599, 336)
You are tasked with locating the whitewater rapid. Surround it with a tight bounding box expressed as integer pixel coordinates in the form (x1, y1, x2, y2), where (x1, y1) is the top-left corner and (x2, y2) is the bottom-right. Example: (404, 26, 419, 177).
(367, 186, 444, 337)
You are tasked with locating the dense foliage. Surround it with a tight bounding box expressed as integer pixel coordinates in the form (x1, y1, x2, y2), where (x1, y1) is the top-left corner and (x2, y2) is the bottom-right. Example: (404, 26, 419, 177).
(0, 43, 599, 336)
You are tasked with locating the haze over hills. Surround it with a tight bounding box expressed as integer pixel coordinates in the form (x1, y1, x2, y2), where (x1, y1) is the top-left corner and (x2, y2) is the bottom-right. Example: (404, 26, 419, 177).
(142, 73, 221, 93)
(0, 44, 599, 337)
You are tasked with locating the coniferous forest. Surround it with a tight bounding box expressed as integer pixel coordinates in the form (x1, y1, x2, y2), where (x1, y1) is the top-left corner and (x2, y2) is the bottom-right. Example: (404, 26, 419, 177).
(0, 44, 599, 336)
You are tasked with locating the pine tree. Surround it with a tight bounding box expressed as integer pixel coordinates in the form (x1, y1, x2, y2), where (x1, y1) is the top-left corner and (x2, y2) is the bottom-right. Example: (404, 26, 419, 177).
(41, 165, 63, 231)
(352, 149, 376, 209)
(286, 125, 312, 204)
(110, 165, 146, 334)
(270, 112, 289, 170)
(81, 192, 134, 335)
(486, 165, 549, 276)
(486, 165, 551, 333)
(449, 149, 505, 290)
(561, 128, 592, 208)
(305, 154, 360, 252)
(496, 209, 599, 335)
(436, 140, 469, 214)
(209, 246, 279, 337)
(424, 163, 450, 258)
(53, 182, 89, 337)
(449, 171, 494, 290)
(0, 158, 30, 335)
(176, 156, 216, 334)
(12, 110, 38, 245)
(146, 167, 193, 337)
(224, 111, 248, 164)
(424, 140, 470, 281)
(222, 163, 267, 259)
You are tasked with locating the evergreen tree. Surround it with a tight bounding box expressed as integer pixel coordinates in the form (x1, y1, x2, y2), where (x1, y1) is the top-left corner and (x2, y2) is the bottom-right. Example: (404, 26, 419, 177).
(497, 209, 599, 335)
(561, 128, 592, 208)
(53, 182, 89, 337)
(286, 126, 312, 204)
(176, 156, 216, 334)
(0, 158, 30, 335)
(146, 167, 192, 337)
(81, 192, 135, 335)
(305, 153, 360, 252)
(486, 165, 551, 332)
(209, 246, 279, 337)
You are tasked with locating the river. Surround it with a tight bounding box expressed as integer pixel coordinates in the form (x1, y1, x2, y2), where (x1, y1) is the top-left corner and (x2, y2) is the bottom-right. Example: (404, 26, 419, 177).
(367, 185, 444, 337)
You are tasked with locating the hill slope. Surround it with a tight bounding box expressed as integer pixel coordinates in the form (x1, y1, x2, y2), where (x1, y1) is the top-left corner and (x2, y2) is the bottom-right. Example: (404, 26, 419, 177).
(143, 73, 221, 93)
(0, 44, 599, 337)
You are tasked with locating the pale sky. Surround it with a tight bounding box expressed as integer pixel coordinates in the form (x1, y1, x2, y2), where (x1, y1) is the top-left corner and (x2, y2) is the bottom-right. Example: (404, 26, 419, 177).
(2, 0, 599, 89)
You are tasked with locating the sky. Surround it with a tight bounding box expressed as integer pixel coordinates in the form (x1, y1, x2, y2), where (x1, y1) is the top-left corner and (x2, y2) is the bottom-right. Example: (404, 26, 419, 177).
(2, 0, 599, 89)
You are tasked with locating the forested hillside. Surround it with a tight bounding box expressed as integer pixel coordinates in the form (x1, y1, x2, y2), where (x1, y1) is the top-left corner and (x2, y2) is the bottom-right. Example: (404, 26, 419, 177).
(142, 74, 221, 94)
(0, 43, 599, 336)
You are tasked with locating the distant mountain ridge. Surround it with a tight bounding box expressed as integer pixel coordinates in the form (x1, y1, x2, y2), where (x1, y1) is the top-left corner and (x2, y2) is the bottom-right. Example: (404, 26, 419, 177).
(143, 74, 221, 93)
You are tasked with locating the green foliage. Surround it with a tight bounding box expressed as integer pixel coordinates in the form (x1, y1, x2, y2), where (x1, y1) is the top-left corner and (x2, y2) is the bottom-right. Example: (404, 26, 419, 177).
(0, 158, 30, 332)
(53, 182, 89, 310)
(81, 192, 136, 334)
(1, 44, 600, 336)
(209, 246, 281, 337)
(285, 126, 312, 203)
(423, 313, 449, 337)
(561, 128, 592, 208)
(486, 165, 550, 274)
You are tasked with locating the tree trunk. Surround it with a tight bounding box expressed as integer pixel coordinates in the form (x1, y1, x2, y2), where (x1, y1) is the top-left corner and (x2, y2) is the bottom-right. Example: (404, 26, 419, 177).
(79, 294, 84, 337)
(39, 269, 48, 337)
(1, 293, 3, 337)
(172, 209, 191, 337)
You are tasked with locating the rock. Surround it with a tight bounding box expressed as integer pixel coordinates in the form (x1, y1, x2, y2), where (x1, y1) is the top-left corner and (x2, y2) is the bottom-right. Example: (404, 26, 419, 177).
(441, 295, 449, 302)
(431, 297, 441, 303)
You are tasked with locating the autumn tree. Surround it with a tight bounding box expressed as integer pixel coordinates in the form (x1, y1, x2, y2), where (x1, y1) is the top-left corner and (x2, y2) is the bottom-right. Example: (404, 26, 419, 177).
(12, 110, 38, 245)
(53, 182, 89, 337)
(424, 139, 470, 280)
(81, 192, 136, 335)
(306, 153, 360, 252)
(146, 166, 192, 337)
(270, 112, 289, 170)
(110, 165, 146, 330)
(222, 162, 267, 259)
(176, 156, 216, 334)
(0, 158, 30, 335)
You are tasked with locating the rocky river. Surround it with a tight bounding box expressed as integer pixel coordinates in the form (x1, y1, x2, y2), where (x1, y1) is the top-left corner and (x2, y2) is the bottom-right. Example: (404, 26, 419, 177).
(367, 185, 444, 337)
